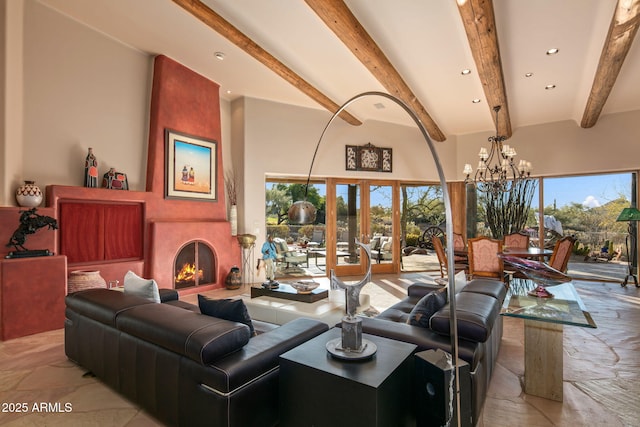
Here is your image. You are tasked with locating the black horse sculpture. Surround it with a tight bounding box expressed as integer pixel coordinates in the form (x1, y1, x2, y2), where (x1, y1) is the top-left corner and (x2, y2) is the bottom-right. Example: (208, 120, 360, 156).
(7, 208, 58, 254)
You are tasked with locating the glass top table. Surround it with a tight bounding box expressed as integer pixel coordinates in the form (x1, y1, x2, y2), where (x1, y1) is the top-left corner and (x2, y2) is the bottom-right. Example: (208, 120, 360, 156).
(501, 280, 597, 328)
(501, 279, 596, 402)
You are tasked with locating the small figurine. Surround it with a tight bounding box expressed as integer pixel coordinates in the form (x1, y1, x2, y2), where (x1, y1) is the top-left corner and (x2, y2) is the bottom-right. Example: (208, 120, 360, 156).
(261, 235, 278, 286)
(6, 208, 58, 257)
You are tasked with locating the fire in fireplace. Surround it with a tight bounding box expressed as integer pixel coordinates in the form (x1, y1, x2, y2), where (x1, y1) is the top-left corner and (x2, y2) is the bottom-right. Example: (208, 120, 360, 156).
(174, 241, 215, 289)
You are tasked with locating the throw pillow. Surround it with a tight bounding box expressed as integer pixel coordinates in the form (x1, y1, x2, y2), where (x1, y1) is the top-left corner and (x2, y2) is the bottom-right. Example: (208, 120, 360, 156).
(407, 288, 447, 328)
(198, 295, 255, 336)
(454, 270, 468, 294)
(123, 270, 161, 303)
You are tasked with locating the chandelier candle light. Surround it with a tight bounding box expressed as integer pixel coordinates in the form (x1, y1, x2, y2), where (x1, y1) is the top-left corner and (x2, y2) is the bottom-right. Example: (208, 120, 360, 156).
(463, 106, 533, 196)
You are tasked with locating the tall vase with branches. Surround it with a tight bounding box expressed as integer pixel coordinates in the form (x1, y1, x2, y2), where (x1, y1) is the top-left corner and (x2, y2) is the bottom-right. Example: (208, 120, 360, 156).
(483, 179, 537, 239)
(225, 170, 238, 236)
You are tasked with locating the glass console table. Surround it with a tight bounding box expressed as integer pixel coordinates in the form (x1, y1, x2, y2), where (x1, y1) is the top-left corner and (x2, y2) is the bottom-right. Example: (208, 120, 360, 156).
(501, 280, 597, 401)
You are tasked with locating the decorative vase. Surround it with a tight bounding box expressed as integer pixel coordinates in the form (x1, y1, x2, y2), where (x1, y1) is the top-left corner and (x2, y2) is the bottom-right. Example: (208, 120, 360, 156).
(15, 180, 43, 207)
(225, 266, 242, 290)
(67, 270, 107, 294)
(84, 147, 99, 188)
(230, 205, 238, 236)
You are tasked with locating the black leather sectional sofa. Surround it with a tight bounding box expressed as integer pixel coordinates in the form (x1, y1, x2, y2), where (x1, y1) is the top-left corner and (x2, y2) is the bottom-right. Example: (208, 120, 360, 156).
(64, 289, 328, 427)
(359, 278, 507, 425)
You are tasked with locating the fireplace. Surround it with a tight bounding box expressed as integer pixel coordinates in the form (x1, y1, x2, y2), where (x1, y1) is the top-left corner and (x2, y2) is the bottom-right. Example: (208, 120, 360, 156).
(174, 241, 215, 289)
(147, 220, 239, 293)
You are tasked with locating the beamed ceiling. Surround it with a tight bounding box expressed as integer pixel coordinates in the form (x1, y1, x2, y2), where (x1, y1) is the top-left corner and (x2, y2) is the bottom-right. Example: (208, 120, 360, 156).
(41, 0, 640, 141)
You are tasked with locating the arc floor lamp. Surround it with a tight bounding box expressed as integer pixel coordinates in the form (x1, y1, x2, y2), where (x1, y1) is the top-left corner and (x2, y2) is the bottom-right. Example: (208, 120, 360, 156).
(287, 91, 462, 425)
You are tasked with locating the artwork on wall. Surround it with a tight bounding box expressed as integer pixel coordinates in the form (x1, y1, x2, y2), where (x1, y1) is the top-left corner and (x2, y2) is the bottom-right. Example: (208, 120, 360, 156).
(165, 129, 218, 201)
(345, 143, 392, 172)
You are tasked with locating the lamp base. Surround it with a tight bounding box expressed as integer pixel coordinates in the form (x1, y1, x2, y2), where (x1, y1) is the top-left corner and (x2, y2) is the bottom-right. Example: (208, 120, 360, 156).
(621, 274, 639, 288)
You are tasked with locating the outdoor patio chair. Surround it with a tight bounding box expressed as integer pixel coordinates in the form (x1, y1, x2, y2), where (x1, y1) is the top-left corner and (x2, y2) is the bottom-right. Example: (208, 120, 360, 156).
(306, 228, 325, 249)
(273, 238, 309, 269)
(468, 236, 505, 281)
(371, 235, 393, 263)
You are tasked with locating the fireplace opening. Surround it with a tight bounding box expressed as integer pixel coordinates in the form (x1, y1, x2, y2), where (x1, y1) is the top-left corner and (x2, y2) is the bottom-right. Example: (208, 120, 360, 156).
(174, 241, 215, 289)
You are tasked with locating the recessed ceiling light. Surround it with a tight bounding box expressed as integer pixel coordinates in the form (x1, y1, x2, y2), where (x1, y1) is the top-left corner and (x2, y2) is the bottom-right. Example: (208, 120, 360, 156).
(525, 72, 534, 77)
(472, 99, 481, 103)
(546, 48, 559, 55)
(545, 84, 556, 90)
(226, 90, 232, 94)
(214, 51, 225, 60)
(461, 69, 471, 75)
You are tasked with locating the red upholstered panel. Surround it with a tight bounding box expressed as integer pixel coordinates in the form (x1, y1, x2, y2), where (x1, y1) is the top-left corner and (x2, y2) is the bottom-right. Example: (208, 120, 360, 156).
(60, 203, 105, 263)
(104, 204, 143, 260)
(59, 202, 143, 263)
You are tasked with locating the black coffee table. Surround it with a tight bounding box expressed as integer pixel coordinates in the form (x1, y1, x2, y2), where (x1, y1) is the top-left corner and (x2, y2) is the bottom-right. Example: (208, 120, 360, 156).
(250, 282, 328, 303)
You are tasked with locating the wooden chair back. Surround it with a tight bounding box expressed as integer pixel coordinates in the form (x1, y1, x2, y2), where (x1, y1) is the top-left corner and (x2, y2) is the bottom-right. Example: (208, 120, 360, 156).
(504, 232, 530, 249)
(549, 236, 576, 273)
(432, 236, 448, 277)
(453, 233, 466, 250)
(468, 236, 504, 280)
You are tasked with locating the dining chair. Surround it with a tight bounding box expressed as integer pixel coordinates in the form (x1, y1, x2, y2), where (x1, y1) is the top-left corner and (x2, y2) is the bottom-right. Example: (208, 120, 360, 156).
(468, 236, 504, 280)
(432, 236, 467, 278)
(504, 231, 530, 249)
(548, 236, 576, 273)
(453, 232, 468, 264)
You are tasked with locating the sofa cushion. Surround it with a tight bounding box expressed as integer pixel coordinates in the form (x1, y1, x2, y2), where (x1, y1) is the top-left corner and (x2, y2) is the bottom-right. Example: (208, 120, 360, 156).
(407, 288, 447, 328)
(65, 288, 154, 327)
(198, 295, 255, 336)
(116, 302, 251, 365)
(123, 271, 160, 303)
(430, 292, 501, 343)
(460, 278, 507, 302)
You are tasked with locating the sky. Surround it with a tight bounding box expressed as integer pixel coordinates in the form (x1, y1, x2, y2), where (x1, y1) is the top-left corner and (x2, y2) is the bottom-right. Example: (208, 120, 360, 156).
(540, 172, 633, 209)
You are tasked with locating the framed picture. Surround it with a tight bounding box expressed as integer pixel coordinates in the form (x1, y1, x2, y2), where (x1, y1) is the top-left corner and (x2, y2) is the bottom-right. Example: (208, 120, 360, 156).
(345, 143, 392, 172)
(165, 129, 218, 201)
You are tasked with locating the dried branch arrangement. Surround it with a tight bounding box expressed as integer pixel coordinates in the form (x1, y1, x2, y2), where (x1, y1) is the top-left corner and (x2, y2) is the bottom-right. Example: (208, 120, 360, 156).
(225, 169, 238, 206)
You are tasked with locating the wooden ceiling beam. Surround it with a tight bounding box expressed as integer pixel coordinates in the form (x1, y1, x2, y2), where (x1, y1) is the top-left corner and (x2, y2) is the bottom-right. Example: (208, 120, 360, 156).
(304, 0, 446, 142)
(171, 0, 361, 126)
(581, 0, 640, 128)
(457, 0, 512, 138)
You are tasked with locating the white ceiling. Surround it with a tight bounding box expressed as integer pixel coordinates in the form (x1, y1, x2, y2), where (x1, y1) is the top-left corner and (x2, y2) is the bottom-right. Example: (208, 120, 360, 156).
(39, 0, 640, 138)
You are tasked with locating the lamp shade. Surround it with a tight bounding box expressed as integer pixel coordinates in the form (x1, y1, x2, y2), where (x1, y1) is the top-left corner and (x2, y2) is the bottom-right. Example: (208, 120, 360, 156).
(287, 200, 317, 224)
(616, 207, 640, 222)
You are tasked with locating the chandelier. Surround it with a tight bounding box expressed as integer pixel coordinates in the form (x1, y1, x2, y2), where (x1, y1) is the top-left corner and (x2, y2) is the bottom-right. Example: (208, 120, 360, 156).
(463, 106, 533, 195)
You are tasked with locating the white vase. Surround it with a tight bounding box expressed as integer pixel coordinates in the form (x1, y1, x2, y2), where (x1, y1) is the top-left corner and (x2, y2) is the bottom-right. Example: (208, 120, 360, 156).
(230, 205, 238, 236)
(15, 180, 43, 207)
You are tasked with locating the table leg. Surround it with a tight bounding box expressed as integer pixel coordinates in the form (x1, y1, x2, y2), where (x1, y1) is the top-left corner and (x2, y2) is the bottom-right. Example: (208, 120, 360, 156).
(524, 319, 563, 401)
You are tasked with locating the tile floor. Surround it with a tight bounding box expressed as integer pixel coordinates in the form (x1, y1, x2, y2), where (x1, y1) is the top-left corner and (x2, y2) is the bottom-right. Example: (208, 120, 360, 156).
(0, 273, 638, 426)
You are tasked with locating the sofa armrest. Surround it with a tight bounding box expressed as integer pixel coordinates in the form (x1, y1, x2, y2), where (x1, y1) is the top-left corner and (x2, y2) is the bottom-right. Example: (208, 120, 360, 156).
(207, 317, 329, 393)
(358, 317, 481, 368)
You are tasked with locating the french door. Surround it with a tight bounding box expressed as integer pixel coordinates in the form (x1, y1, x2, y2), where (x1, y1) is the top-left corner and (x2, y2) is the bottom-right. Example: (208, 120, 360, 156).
(326, 179, 399, 276)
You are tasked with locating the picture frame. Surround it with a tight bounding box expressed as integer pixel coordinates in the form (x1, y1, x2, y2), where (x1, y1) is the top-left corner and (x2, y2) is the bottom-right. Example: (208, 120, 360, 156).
(165, 129, 218, 201)
(345, 143, 392, 173)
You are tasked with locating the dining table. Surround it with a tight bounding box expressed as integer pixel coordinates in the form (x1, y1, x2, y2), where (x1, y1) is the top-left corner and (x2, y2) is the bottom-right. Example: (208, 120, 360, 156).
(499, 247, 553, 260)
